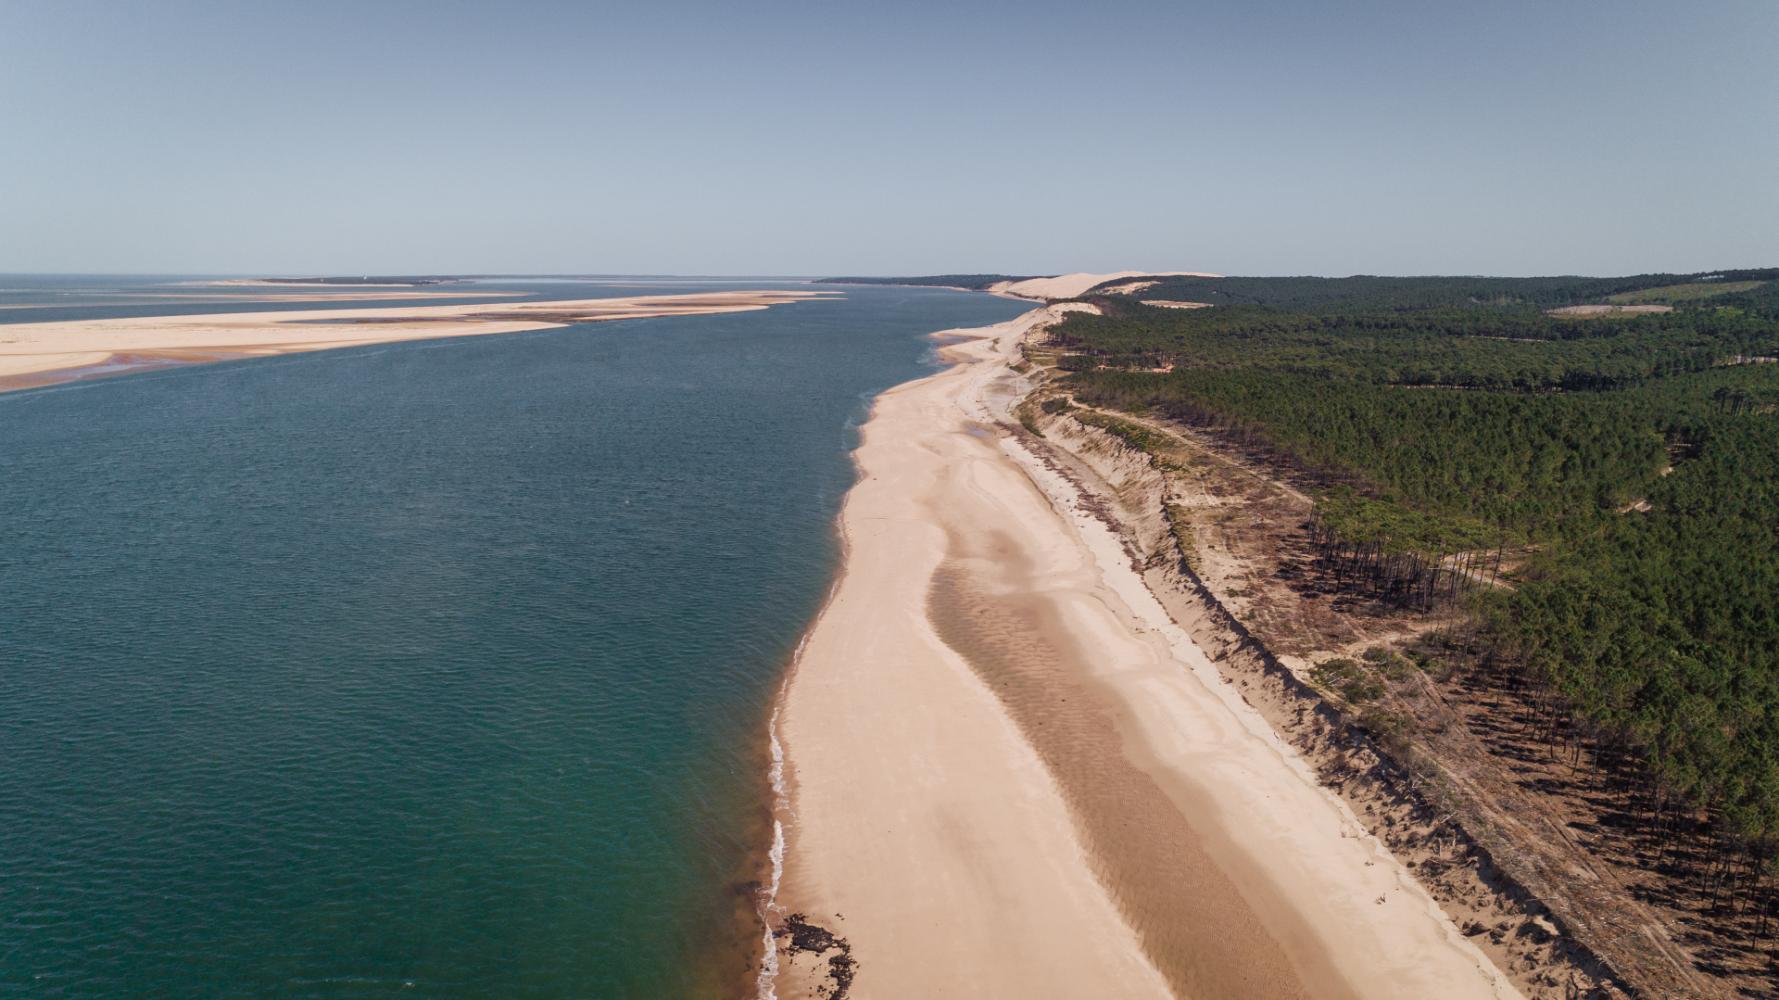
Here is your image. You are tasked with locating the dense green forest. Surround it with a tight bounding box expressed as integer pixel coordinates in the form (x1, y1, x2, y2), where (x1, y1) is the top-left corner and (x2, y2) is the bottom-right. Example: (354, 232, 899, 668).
(1086, 268, 1779, 310)
(813, 274, 1029, 290)
(1049, 271, 1779, 866)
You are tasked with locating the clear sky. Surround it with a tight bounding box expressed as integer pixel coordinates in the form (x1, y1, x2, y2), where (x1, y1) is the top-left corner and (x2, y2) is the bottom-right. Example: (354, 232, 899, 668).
(3, 0, 1775, 277)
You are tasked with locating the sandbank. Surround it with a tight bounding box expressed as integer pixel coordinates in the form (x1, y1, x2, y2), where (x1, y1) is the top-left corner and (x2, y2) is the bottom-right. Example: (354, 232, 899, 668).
(0, 290, 835, 392)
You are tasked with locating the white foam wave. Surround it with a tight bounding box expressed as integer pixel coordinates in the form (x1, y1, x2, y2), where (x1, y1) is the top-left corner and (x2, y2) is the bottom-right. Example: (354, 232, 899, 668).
(755, 413, 866, 999)
(755, 702, 790, 1000)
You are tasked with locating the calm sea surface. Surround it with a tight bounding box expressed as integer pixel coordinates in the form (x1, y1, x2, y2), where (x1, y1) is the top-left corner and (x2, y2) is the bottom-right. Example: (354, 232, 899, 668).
(0, 278, 1028, 998)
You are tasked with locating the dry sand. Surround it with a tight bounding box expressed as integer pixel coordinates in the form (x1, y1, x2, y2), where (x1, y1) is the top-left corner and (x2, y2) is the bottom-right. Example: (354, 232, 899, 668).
(0, 290, 835, 391)
(769, 306, 1522, 999)
(990, 271, 1220, 300)
(1546, 304, 1673, 317)
(0, 290, 526, 307)
(0, 292, 529, 314)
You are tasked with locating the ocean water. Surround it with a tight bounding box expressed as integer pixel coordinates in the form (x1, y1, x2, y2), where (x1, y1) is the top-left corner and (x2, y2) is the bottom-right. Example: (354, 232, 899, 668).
(0, 280, 1029, 998)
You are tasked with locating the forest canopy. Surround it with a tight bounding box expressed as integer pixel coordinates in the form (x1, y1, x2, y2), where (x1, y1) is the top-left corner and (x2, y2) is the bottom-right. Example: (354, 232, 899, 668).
(1049, 269, 1779, 845)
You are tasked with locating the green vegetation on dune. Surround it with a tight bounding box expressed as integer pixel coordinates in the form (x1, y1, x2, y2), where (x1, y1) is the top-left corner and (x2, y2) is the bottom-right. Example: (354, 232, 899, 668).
(1049, 268, 1779, 855)
(1071, 409, 1171, 452)
(1608, 280, 1766, 304)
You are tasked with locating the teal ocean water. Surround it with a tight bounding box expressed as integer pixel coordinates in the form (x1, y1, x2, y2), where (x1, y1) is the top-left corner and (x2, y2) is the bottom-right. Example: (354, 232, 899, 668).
(0, 279, 1029, 998)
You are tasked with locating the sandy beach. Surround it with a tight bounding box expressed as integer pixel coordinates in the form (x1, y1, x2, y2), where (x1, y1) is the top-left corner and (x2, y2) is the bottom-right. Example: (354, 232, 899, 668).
(0, 289, 835, 392)
(768, 306, 1522, 999)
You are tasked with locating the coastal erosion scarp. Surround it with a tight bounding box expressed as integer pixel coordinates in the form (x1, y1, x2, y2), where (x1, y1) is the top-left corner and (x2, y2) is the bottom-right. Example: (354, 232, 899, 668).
(0, 290, 837, 393)
(768, 305, 1522, 999)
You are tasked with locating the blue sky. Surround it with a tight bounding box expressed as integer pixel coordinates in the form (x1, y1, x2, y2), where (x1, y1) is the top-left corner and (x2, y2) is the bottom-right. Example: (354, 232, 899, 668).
(2, 0, 1774, 276)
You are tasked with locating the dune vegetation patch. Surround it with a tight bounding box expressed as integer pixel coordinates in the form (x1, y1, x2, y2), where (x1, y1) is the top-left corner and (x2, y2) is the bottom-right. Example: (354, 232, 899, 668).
(1607, 280, 1765, 304)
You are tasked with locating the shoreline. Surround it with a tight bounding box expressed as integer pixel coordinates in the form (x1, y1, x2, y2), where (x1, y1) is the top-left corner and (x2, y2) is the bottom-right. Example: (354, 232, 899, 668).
(762, 304, 1523, 998)
(765, 307, 1172, 998)
(0, 290, 838, 394)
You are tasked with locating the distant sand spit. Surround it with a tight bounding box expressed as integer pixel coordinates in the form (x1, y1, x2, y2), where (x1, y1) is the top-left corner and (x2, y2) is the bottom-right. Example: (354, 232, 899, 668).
(769, 306, 1521, 999)
(0, 290, 837, 392)
(0, 290, 527, 308)
(180, 279, 446, 288)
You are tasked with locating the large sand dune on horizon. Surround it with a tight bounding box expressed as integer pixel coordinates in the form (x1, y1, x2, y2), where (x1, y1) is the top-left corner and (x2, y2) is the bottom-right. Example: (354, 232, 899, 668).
(992, 270, 1220, 300)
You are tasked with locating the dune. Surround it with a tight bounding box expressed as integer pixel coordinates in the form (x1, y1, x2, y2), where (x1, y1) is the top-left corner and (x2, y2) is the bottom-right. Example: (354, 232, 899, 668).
(0, 290, 836, 392)
(768, 306, 1521, 999)
(990, 270, 1221, 300)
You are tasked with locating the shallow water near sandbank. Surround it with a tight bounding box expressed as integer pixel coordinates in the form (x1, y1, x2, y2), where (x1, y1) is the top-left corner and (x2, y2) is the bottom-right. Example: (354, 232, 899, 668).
(0, 279, 1028, 998)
